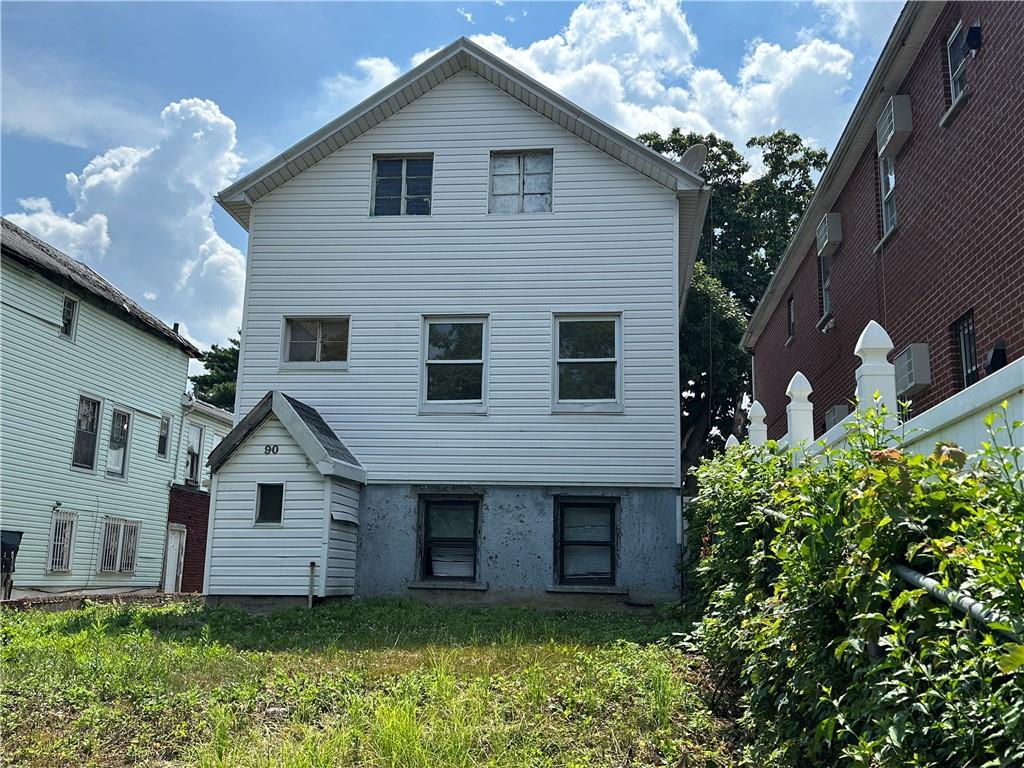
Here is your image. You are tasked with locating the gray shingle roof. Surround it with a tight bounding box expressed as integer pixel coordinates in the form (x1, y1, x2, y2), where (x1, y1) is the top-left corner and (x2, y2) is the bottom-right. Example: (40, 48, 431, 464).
(281, 393, 361, 466)
(1, 217, 201, 356)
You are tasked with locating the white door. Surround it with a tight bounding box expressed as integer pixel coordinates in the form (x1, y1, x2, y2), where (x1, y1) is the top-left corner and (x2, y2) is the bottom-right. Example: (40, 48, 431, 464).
(162, 525, 186, 592)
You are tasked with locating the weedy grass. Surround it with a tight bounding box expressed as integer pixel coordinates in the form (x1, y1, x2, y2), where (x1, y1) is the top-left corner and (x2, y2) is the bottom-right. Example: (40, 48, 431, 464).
(0, 598, 736, 767)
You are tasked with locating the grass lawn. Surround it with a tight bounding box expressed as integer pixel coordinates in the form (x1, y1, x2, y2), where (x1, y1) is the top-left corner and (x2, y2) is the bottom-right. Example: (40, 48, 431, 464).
(0, 598, 735, 767)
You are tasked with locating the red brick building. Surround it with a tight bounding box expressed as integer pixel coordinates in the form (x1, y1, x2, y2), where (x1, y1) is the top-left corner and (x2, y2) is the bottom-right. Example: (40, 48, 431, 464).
(742, 1, 1024, 439)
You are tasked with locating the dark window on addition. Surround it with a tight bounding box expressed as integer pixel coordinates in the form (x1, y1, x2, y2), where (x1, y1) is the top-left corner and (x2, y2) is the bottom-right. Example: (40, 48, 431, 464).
(420, 497, 479, 581)
(953, 310, 980, 389)
(372, 155, 433, 216)
(555, 498, 616, 585)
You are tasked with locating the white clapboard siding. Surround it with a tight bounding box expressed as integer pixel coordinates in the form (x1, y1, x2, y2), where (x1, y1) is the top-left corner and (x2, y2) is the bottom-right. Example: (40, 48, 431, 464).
(237, 70, 681, 488)
(0, 259, 189, 590)
(206, 416, 327, 595)
(325, 479, 359, 595)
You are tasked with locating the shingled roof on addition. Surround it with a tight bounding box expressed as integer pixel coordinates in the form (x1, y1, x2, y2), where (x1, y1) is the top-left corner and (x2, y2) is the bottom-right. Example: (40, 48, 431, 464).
(1, 217, 201, 356)
(207, 391, 365, 483)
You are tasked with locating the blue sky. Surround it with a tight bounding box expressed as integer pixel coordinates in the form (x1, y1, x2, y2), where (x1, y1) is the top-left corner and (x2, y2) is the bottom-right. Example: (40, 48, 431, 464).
(2, 0, 901, 350)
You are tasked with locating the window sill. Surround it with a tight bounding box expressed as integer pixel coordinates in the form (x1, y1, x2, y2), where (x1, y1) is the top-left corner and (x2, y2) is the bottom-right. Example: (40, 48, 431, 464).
(872, 226, 898, 254)
(253, 523, 284, 529)
(939, 89, 970, 129)
(279, 362, 350, 372)
(546, 584, 626, 595)
(486, 211, 555, 217)
(551, 402, 624, 415)
(409, 580, 488, 592)
(419, 403, 488, 415)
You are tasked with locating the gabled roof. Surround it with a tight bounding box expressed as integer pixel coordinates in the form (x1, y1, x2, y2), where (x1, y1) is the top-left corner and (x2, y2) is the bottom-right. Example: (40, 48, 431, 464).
(207, 391, 365, 483)
(181, 393, 234, 426)
(1, 217, 201, 356)
(741, 1, 945, 350)
(216, 36, 705, 229)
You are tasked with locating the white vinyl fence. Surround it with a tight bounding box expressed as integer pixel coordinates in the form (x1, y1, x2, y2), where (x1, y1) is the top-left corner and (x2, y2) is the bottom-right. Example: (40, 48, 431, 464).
(746, 320, 1024, 462)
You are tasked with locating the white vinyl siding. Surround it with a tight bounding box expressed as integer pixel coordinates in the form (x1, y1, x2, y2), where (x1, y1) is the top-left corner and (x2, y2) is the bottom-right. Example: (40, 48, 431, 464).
(236, 70, 680, 488)
(206, 416, 328, 595)
(0, 259, 189, 591)
(325, 478, 359, 595)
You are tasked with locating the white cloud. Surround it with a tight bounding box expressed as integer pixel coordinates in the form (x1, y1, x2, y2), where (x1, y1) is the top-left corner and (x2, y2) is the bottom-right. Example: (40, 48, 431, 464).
(1, 59, 160, 149)
(6, 98, 245, 348)
(370, 0, 856, 156)
(457, 7, 475, 24)
(317, 57, 402, 120)
(813, 0, 903, 50)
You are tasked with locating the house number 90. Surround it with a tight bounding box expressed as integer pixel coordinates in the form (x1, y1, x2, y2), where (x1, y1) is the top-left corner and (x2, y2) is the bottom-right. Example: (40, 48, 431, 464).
(264, 445, 279, 455)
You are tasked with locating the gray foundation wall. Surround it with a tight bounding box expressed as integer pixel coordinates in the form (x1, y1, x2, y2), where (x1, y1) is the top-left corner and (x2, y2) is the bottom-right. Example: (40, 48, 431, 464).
(355, 484, 680, 606)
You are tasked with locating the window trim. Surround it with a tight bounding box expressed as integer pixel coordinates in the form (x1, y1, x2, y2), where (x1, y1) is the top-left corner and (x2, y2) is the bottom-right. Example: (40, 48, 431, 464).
(254, 482, 286, 527)
(488, 149, 555, 215)
(46, 508, 77, 573)
(551, 313, 624, 413)
(157, 414, 173, 460)
(370, 153, 434, 217)
(280, 316, 352, 371)
(71, 393, 104, 472)
(185, 422, 204, 485)
(879, 156, 897, 237)
(59, 294, 79, 340)
(418, 495, 481, 583)
(97, 517, 141, 574)
(105, 408, 132, 479)
(419, 315, 489, 415)
(554, 497, 617, 587)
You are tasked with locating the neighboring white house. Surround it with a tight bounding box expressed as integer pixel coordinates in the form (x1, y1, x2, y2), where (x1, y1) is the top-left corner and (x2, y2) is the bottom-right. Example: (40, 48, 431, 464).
(206, 38, 710, 605)
(0, 218, 201, 597)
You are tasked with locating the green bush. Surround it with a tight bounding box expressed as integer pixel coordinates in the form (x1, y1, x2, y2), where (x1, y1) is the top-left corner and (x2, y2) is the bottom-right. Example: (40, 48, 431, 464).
(688, 404, 1024, 767)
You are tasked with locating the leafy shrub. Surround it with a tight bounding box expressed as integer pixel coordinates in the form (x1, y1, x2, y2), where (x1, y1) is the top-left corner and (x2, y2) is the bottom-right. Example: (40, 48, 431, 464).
(688, 404, 1024, 767)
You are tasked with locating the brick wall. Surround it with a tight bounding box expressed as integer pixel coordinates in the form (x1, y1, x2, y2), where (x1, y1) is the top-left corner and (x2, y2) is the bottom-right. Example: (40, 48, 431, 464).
(754, 1, 1024, 438)
(167, 485, 211, 593)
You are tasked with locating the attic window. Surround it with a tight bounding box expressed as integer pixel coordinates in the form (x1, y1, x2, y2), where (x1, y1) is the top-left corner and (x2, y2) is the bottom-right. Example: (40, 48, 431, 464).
(372, 155, 433, 216)
(489, 150, 553, 213)
(284, 318, 350, 364)
(60, 296, 78, 338)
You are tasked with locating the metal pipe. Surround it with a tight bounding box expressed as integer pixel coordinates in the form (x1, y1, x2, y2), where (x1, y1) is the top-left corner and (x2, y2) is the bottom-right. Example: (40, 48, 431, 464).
(308, 560, 316, 609)
(893, 564, 1018, 643)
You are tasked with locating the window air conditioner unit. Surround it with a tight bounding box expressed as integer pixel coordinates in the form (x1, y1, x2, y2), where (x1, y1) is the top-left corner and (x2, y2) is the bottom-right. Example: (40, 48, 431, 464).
(824, 404, 850, 431)
(894, 343, 932, 397)
(876, 95, 913, 158)
(816, 213, 842, 257)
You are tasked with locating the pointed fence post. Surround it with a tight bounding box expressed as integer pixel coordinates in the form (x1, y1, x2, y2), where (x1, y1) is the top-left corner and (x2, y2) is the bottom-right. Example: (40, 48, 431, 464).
(854, 320, 898, 425)
(786, 372, 814, 463)
(725, 434, 739, 449)
(748, 400, 768, 446)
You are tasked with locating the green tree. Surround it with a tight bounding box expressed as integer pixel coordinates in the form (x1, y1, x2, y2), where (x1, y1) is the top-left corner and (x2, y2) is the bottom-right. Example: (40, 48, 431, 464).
(190, 337, 239, 412)
(637, 129, 827, 483)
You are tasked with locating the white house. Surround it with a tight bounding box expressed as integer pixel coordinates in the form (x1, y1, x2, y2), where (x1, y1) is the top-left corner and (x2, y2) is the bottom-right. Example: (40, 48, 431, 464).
(0, 218, 201, 597)
(206, 38, 710, 605)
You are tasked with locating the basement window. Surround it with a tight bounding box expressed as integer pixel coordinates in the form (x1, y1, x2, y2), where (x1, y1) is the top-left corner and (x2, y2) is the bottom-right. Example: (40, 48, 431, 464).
(556, 498, 616, 586)
(372, 155, 433, 216)
(255, 483, 284, 525)
(489, 150, 553, 213)
(47, 508, 77, 572)
(420, 497, 479, 581)
(98, 517, 140, 573)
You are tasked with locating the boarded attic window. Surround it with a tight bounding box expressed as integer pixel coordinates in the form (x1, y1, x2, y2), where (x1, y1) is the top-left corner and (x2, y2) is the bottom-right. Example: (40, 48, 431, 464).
(489, 150, 553, 213)
(372, 156, 433, 216)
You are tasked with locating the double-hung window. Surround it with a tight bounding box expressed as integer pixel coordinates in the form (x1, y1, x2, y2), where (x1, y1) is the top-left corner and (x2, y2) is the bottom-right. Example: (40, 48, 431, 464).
(422, 317, 486, 409)
(60, 296, 78, 339)
(372, 155, 433, 216)
(186, 423, 204, 484)
(554, 315, 621, 408)
(556, 499, 616, 585)
(879, 156, 897, 236)
(954, 310, 980, 388)
(787, 296, 796, 340)
(284, 317, 350, 364)
(821, 248, 833, 317)
(99, 517, 140, 573)
(47, 508, 77, 572)
(421, 497, 479, 581)
(72, 395, 101, 470)
(157, 415, 172, 459)
(947, 22, 968, 103)
(106, 409, 131, 477)
(489, 150, 553, 213)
